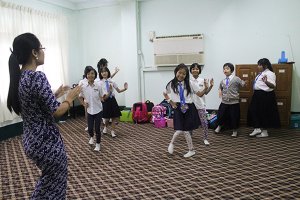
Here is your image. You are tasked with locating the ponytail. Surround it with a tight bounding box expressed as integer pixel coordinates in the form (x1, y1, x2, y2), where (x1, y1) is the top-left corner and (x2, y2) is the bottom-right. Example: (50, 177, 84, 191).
(7, 53, 21, 115)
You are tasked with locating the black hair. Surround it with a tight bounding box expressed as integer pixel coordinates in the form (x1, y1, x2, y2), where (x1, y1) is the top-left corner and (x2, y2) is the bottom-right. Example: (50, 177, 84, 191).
(258, 58, 273, 72)
(99, 67, 111, 80)
(7, 33, 41, 115)
(223, 63, 234, 73)
(97, 58, 108, 72)
(166, 63, 191, 96)
(190, 63, 202, 74)
(84, 66, 97, 79)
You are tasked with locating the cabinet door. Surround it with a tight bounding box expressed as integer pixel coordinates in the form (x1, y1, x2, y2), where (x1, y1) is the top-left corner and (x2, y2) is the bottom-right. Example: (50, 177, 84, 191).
(273, 64, 292, 97)
(276, 98, 288, 127)
(236, 65, 257, 96)
(239, 97, 250, 125)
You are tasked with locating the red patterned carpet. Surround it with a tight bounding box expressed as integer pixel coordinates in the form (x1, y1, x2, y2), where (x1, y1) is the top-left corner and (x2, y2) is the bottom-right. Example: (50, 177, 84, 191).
(1, 116, 300, 199)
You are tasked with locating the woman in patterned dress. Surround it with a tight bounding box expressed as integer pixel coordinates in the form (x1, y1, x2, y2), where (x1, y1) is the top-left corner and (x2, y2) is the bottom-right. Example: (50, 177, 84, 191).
(7, 33, 81, 199)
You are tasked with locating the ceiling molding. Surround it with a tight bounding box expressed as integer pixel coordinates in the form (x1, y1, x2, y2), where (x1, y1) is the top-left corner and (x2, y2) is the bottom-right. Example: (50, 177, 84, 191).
(38, 0, 122, 10)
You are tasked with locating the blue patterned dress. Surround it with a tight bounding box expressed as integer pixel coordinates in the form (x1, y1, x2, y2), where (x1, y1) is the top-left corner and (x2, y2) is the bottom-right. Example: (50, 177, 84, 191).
(19, 70, 67, 200)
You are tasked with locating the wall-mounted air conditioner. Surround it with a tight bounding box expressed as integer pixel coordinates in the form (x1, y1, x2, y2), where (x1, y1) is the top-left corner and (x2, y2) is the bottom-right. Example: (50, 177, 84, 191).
(153, 34, 204, 67)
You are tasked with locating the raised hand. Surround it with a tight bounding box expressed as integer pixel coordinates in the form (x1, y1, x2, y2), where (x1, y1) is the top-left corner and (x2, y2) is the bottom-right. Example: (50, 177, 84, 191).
(66, 85, 82, 103)
(55, 84, 71, 98)
(210, 78, 214, 87)
(124, 82, 128, 90)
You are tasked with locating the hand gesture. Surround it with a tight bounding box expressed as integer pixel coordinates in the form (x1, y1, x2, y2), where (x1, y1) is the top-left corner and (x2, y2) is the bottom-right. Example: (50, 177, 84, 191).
(115, 67, 120, 73)
(84, 100, 89, 108)
(55, 84, 71, 98)
(204, 79, 209, 88)
(210, 78, 214, 87)
(262, 75, 268, 83)
(124, 82, 128, 90)
(66, 85, 82, 104)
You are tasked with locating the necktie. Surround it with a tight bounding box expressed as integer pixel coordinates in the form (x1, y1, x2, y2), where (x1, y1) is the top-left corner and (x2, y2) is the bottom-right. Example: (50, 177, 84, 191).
(225, 77, 229, 87)
(178, 82, 185, 105)
(105, 80, 112, 98)
(178, 82, 187, 113)
(253, 72, 262, 90)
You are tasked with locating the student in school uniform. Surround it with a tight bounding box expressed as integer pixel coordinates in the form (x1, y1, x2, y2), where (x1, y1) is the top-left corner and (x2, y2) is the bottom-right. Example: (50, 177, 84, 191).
(190, 63, 214, 145)
(164, 63, 208, 158)
(96, 58, 119, 124)
(247, 58, 280, 137)
(99, 66, 128, 138)
(79, 66, 104, 151)
(214, 63, 246, 137)
(78, 66, 90, 131)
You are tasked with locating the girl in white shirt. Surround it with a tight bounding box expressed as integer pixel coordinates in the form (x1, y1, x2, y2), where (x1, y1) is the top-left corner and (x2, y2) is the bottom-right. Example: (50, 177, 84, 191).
(164, 63, 208, 158)
(190, 63, 214, 145)
(79, 66, 105, 151)
(99, 67, 128, 138)
(248, 58, 280, 137)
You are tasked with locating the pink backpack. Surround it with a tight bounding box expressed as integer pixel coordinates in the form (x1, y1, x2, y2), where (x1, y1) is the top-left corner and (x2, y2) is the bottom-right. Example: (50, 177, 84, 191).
(132, 102, 149, 123)
(151, 105, 166, 123)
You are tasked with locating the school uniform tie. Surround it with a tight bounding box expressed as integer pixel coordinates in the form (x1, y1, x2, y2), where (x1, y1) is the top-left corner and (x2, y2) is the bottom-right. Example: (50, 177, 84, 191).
(225, 77, 229, 88)
(178, 82, 187, 113)
(253, 72, 262, 90)
(105, 80, 112, 98)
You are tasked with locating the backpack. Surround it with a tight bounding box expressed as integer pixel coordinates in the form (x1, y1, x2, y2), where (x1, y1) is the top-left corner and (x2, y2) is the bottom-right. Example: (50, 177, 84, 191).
(151, 105, 166, 123)
(145, 100, 154, 112)
(132, 102, 149, 123)
(160, 99, 174, 118)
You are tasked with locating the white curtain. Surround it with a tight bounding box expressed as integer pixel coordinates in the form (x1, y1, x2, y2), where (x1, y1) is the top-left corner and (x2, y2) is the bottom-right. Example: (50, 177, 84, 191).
(0, 1, 69, 126)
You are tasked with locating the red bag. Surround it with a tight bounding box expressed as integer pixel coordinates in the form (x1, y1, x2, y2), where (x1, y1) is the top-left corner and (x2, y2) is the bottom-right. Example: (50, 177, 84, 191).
(132, 102, 149, 123)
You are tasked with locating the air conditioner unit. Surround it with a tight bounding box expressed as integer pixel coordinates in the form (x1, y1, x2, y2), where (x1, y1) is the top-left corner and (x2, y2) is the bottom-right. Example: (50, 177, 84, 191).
(153, 34, 204, 67)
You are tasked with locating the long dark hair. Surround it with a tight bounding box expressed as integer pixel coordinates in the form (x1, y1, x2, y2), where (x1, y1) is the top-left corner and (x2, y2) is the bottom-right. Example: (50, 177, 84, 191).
(258, 58, 273, 72)
(7, 33, 41, 115)
(97, 58, 108, 72)
(166, 63, 191, 96)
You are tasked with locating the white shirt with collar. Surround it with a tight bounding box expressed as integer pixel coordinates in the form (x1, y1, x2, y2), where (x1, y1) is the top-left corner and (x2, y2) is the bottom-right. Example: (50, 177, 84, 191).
(79, 81, 104, 115)
(78, 77, 88, 86)
(165, 81, 201, 103)
(100, 78, 118, 97)
(254, 69, 276, 92)
(190, 76, 206, 109)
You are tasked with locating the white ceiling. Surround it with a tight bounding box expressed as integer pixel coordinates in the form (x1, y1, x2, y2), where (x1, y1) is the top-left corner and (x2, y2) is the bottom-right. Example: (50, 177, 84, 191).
(39, 0, 121, 10)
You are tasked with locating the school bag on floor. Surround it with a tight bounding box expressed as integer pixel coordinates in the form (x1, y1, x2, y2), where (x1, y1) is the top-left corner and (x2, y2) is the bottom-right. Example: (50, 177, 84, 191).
(151, 105, 166, 123)
(160, 99, 174, 118)
(132, 102, 149, 123)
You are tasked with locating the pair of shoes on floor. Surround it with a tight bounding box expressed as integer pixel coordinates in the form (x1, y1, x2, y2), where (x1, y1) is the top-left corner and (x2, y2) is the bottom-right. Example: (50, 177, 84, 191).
(85, 127, 88, 131)
(249, 128, 261, 136)
(89, 137, 94, 145)
(214, 126, 221, 133)
(231, 131, 238, 137)
(168, 143, 174, 154)
(94, 143, 100, 151)
(256, 130, 268, 138)
(111, 131, 117, 138)
(184, 150, 195, 158)
(203, 139, 210, 145)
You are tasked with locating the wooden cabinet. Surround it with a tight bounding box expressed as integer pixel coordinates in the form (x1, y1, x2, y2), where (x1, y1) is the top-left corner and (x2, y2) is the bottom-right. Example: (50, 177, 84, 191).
(236, 64, 293, 127)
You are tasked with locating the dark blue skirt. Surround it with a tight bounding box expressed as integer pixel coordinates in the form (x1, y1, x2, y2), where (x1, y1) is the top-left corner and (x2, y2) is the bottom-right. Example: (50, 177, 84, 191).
(247, 90, 280, 128)
(173, 103, 200, 131)
(102, 96, 121, 118)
